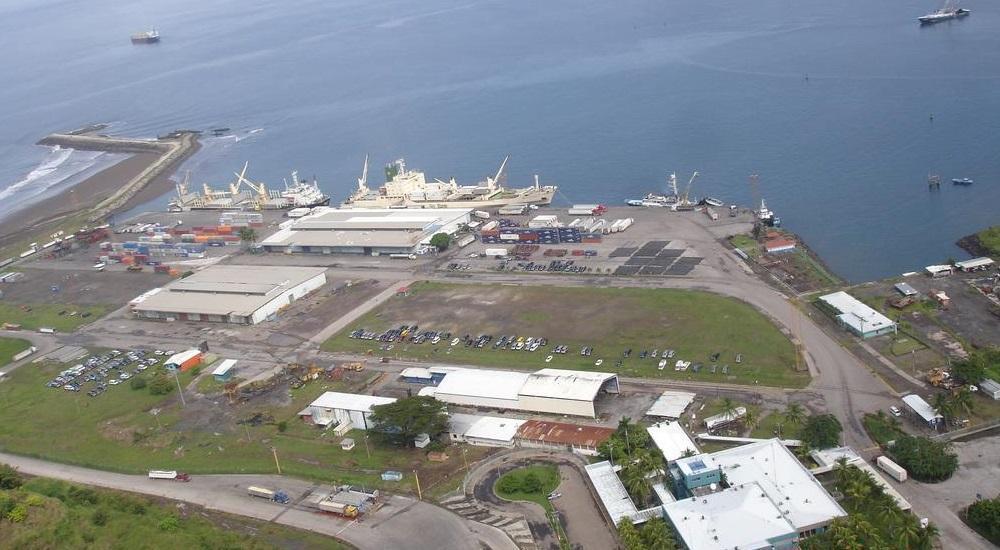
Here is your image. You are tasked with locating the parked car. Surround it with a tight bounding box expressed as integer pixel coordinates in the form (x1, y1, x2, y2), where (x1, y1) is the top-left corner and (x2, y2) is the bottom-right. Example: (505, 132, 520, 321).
(889, 406, 902, 417)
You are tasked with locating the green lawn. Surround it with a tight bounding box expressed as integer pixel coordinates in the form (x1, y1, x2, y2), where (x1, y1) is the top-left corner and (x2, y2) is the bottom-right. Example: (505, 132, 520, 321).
(0, 357, 475, 494)
(976, 225, 1000, 256)
(0, 303, 109, 332)
(750, 411, 804, 440)
(0, 336, 31, 367)
(494, 464, 561, 510)
(889, 335, 927, 356)
(323, 282, 807, 388)
(862, 413, 906, 446)
(729, 234, 760, 258)
(0, 475, 348, 549)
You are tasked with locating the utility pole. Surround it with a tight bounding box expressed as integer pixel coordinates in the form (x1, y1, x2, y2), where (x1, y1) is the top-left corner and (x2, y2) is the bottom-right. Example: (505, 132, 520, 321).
(413, 469, 422, 500)
(272, 447, 282, 474)
(363, 433, 371, 459)
(172, 368, 186, 407)
(462, 448, 469, 471)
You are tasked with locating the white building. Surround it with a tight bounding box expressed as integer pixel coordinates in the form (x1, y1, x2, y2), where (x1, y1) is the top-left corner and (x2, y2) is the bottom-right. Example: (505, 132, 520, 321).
(818, 291, 897, 339)
(298, 392, 397, 430)
(428, 367, 619, 418)
(646, 390, 697, 419)
(132, 265, 327, 324)
(261, 207, 471, 255)
(447, 413, 525, 448)
(901, 394, 943, 427)
(647, 422, 699, 461)
(664, 439, 846, 550)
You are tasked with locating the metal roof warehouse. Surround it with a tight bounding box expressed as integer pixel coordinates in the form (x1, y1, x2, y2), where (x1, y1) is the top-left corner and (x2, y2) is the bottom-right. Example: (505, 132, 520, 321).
(131, 265, 327, 325)
(818, 291, 897, 339)
(515, 419, 615, 455)
(427, 367, 619, 417)
(299, 391, 397, 430)
(260, 207, 471, 255)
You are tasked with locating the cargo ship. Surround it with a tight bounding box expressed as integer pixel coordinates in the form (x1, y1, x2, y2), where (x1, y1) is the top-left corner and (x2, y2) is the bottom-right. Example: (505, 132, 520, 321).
(168, 163, 330, 211)
(130, 29, 160, 44)
(919, 2, 970, 24)
(342, 155, 556, 209)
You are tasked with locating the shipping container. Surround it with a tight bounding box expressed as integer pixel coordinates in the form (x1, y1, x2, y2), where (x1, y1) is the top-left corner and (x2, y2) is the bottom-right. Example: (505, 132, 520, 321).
(876, 456, 907, 482)
(473, 210, 491, 219)
(456, 234, 476, 248)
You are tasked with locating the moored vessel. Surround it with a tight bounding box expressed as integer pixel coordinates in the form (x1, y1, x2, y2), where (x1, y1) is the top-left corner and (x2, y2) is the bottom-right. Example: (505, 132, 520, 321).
(919, 2, 970, 24)
(130, 29, 160, 44)
(168, 163, 330, 211)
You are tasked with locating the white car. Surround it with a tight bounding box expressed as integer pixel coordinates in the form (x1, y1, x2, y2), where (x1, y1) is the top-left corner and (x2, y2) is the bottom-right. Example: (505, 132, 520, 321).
(889, 406, 902, 417)
(108, 379, 121, 386)
(451, 338, 460, 346)
(674, 360, 691, 371)
(658, 359, 667, 370)
(595, 359, 603, 366)
(120, 372, 132, 380)
(545, 355, 553, 363)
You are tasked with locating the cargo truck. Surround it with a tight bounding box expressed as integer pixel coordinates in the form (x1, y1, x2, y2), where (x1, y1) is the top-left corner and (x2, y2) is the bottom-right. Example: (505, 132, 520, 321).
(876, 456, 907, 482)
(318, 500, 359, 518)
(247, 486, 291, 504)
(148, 470, 191, 481)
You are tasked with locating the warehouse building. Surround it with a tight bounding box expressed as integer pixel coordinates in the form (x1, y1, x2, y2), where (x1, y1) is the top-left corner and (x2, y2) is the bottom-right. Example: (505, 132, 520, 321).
(663, 439, 845, 550)
(260, 207, 471, 255)
(425, 367, 619, 418)
(132, 265, 327, 325)
(298, 392, 397, 430)
(818, 291, 897, 339)
(955, 257, 995, 272)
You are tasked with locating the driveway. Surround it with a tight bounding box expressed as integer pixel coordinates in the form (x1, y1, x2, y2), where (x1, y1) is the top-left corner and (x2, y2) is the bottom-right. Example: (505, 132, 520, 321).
(551, 464, 617, 550)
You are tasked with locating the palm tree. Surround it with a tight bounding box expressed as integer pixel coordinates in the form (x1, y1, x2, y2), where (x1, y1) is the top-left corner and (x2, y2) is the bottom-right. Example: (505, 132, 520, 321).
(916, 522, 939, 550)
(635, 449, 663, 479)
(640, 518, 677, 550)
(720, 398, 738, 422)
(951, 388, 975, 417)
(893, 519, 922, 549)
(743, 409, 759, 435)
(622, 464, 651, 505)
(931, 393, 953, 430)
(783, 402, 806, 426)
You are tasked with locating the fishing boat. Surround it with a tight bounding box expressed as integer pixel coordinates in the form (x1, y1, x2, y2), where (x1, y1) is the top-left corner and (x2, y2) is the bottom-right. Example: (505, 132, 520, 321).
(919, 2, 970, 24)
(951, 177, 974, 186)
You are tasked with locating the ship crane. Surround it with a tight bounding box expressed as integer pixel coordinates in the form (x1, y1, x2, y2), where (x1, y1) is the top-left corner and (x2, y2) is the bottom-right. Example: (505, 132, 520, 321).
(233, 163, 271, 205)
(668, 173, 679, 198)
(680, 171, 699, 205)
(357, 154, 370, 193)
(484, 155, 510, 191)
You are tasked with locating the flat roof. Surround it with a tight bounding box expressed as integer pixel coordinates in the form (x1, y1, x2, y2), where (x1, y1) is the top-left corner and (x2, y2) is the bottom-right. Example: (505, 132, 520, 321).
(980, 379, 1000, 392)
(309, 391, 396, 412)
(516, 419, 614, 448)
(464, 415, 526, 442)
(400, 367, 433, 379)
(584, 461, 639, 526)
(165, 349, 201, 366)
(819, 291, 896, 334)
(664, 480, 796, 550)
(709, 439, 846, 530)
(261, 207, 471, 249)
(211, 359, 236, 376)
(925, 264, 953, 273)
(894, 282, 918, 296)
(647, 422, 699, 461)
(902, 394, 943, 423)
(955, 257, 994, 269)
(434, 368, 529, 402)
(519, 369, 617, 401)
(133, 265, 326, 317)
(646, 390, 696, 418)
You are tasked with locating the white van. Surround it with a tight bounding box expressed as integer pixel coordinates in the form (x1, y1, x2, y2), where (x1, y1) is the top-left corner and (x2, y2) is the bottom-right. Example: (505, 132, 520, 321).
(93, 262, 106, 271)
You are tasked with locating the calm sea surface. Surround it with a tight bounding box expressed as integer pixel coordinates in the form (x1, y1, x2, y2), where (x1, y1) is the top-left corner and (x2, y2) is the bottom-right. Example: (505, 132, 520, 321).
(1, 0, 998, 282)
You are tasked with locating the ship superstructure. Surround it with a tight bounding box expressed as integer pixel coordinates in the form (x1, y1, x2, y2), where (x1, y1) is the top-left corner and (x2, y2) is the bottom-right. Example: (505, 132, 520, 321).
(168, 163, 330, 211)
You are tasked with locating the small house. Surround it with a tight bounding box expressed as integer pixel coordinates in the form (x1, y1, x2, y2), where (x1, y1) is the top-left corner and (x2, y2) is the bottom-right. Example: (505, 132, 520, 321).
(212, 359, 237, 382)
(979, 379, 1000, 401)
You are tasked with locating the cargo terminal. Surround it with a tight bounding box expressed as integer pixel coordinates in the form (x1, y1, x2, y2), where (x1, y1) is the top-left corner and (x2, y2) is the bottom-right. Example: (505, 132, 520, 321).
(130, 265, 327, 324)
(260, 207, 472, 255)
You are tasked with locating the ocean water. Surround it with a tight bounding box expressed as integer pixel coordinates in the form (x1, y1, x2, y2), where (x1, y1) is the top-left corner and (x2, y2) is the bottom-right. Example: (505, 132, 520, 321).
(0, 0, 997, 282)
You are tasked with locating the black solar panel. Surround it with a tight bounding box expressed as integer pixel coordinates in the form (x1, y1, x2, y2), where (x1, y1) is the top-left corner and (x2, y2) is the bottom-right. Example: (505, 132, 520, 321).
(639, 265, 667, 276)
(610, 247, 637, 258)
(615, 266, 641, 276)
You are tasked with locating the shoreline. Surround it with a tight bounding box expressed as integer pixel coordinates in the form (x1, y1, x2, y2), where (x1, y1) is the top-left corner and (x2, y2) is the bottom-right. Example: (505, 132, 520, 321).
(0, 136, 200, 255)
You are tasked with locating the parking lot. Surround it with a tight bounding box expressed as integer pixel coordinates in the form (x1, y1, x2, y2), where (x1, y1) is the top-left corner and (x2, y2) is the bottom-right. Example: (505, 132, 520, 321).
(46, 347, 171, 398)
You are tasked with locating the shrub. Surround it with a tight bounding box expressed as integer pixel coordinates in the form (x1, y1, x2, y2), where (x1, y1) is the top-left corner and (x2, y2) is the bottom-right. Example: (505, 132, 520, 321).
(889, 435, 958, 482)
(966, 496, 1000, 545)
(158, 515, 180, 531)
(520, 472, 543, 493)
(91, 508, 109, 526)
(24, 494, 45, 507)
(189, 366, 201, 377)
(497, 475, 521, 494)
(130, 376, 147, 390)
(800, 414, 842, 449)
(148, 374, 174, 396)
(6, 503, 28, 523)
(277, 421, 288, 433)
(0, 494, 15, 518)
(67, 486, 99, 506)
(0, 463, 23, 489)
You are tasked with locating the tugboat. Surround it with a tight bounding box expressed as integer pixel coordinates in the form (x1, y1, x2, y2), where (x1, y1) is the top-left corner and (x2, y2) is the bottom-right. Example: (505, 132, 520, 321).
(130, 29, 160, 44)
(919, 2, 970, 24)
(951, 177, 974, 186)
(756, 199, 781, 227)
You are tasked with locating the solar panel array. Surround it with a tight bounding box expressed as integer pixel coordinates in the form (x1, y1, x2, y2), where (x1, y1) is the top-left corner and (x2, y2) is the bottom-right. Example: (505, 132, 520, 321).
(613, 241, 702, 277)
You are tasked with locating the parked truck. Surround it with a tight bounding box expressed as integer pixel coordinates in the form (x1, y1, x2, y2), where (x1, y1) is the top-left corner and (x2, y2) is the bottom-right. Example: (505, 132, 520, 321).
(148, 470, 191, 481)
(318, 500, 359, 518)
(247, 486, 291, 504)
(876, 456, 907, 482)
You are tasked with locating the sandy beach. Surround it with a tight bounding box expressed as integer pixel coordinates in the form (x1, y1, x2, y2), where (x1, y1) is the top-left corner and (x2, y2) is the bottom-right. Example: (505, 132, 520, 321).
(0, 144, 197, 252)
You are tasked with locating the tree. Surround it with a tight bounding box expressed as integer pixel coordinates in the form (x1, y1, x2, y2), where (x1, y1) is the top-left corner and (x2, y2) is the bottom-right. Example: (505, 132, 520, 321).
(130, 376, 147, 390)
(720, 398, 738, 421)
(369, 396, 449, 447)
(640, 518, 677, 550)
(429, 232, 451, 251)
(0, 463, 23, 489)
(617, 518, 644, 550)
(622, 463, 652, 505)
(888, 435, 958, 482)
(783, 402, 806, 426)
(951, 388, 975, 417)
(800, 414, 842, 449)
(742, 409, 759, 433)
(966, 496, 1000, 545)
(238, 226, 257, 245)
(520, 471, 543, 493)
(148, 373, 174, 396)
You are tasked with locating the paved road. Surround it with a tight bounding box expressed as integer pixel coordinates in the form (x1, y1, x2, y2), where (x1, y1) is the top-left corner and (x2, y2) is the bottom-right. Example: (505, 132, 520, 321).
(551, 464, 618, 550)
(0, 452, 516, 550)
(0, 330, 59, 376)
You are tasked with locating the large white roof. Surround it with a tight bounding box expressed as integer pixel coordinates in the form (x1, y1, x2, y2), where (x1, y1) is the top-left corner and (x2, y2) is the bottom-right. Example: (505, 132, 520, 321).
(309, 391, 396, 412)
(902, 394, 943, 423)
(819, 291, 896, 335)
(955, 257, 994, 269)
(647, 422, 699, 461)
(464, 415, 526, 442)
(710, 439, 846, 531)
(584, 461, 639, 526)
(520, 369, 617, 401)
(433, 368, 530, 401)
(646, 390, 697, 418)
(664, 481, 796, 550)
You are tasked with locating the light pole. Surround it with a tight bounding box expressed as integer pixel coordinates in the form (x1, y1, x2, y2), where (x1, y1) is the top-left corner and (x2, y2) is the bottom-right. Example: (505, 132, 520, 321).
(171, 367, 186, 407)
(272, 447, 282, 474)
(413, 469, 422, 500)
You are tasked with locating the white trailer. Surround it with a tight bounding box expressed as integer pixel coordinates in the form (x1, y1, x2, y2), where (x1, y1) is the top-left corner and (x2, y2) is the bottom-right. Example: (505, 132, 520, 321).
(876, 456, 907, 482)
(456, 234, 476, 248)
(148, 470, 190, 481)
(481, 220, 499, 232)
(568, 208, 595, 216)
(473, 210, 491, 220)
(484, 248, 508, 258)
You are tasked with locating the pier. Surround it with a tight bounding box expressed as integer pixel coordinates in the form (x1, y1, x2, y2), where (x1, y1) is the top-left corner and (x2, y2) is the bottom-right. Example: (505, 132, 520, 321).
(36, 130, 200, 220)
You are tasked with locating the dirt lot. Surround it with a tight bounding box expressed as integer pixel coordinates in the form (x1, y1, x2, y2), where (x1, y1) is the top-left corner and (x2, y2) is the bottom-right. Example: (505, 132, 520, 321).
(324, 281, 808, 388)
(0, 266, 159, 306)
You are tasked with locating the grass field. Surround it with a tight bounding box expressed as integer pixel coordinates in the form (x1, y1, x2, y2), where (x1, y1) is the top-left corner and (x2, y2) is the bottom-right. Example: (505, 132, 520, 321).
(494, 464, 561, 510)
(0, 337, 31, 367)
(0, 474, 348, 549)
(0, 303, 109, 332)
(323, 282, 807, 388)
(889, 335, 927, 356)
(729, 235, 760, 258)
(0, 357, 487, 494)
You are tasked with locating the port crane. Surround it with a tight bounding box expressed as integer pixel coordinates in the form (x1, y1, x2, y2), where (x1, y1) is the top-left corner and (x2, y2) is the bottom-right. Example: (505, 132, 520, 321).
(356, 154, 370, 194)
(679, 171, 699, 206)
